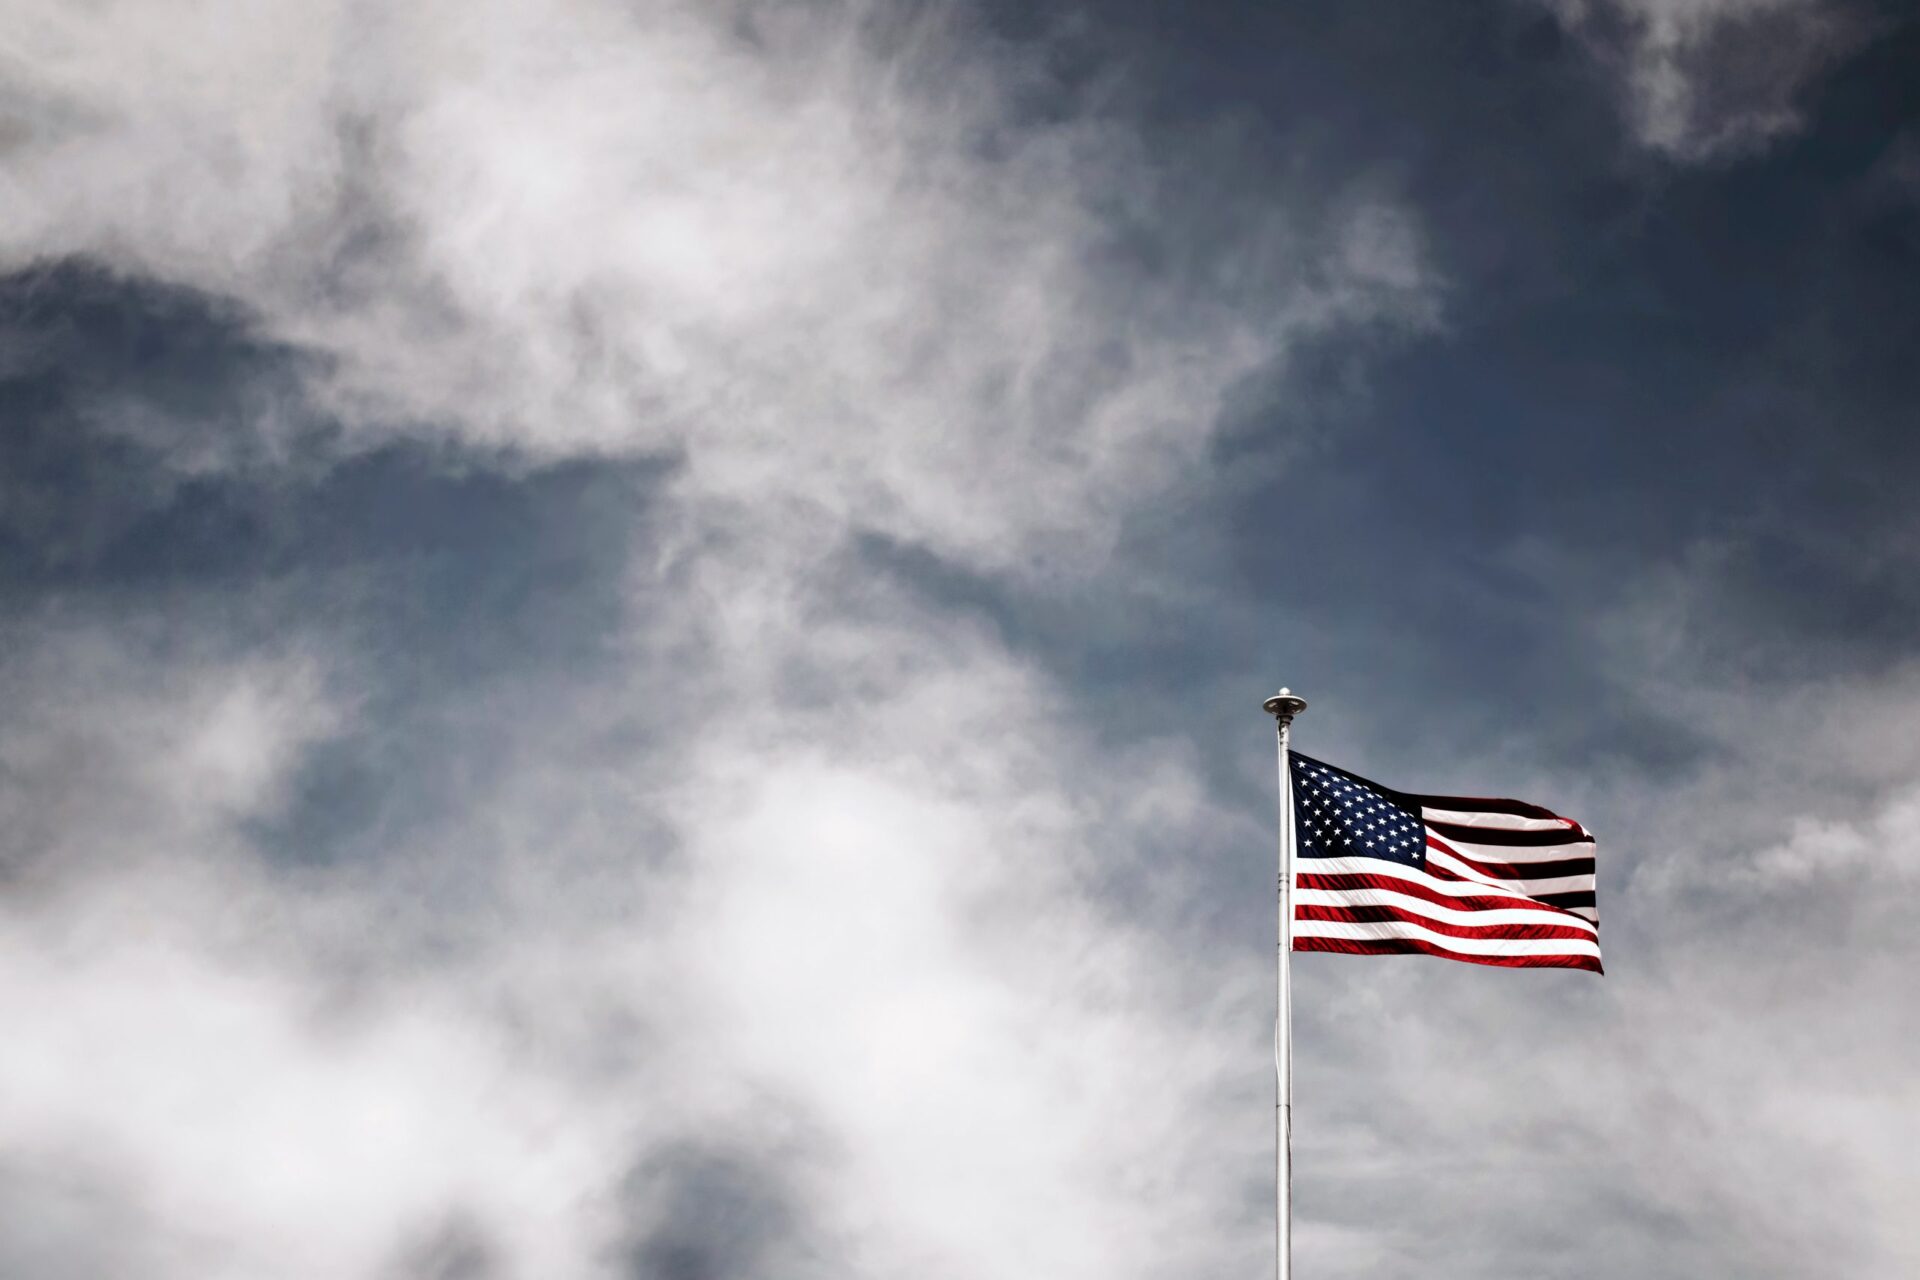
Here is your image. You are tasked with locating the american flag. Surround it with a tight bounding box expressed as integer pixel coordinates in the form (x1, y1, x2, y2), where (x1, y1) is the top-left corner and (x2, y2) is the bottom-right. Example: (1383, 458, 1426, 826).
(1289, 752, 1601, 973)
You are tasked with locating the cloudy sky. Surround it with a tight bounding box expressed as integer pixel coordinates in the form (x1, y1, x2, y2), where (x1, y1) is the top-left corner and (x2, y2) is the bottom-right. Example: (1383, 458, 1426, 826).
(3, 1, 1917, 1276)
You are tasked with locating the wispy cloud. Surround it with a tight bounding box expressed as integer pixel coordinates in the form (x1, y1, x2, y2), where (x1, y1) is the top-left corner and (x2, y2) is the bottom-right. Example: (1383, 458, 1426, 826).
(1538, 0, 1868, 160)
(3, 0, 1433, 566)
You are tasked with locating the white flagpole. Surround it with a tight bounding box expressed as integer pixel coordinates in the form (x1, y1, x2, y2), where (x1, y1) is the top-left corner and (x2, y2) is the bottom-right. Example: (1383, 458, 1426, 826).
(1263, 688, 1307, 1280)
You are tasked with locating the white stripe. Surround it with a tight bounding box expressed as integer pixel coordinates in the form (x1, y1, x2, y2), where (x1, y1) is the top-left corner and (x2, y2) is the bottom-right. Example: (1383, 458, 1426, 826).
(1425, 846, 1594, 897)
(1297, 855, 1547, 906)
(1418, 805, 1575, 832)
(1294, 917, 1603, 959)
(1438, 837, 1595, 866)
(1515, 873, 1593, 895)
(1469, 870, 1595, 896)
(1295, 887, 1599, 937)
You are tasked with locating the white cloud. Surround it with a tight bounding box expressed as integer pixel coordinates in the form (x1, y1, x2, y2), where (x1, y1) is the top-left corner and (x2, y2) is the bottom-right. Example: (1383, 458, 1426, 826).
(1, 0, 1433, 571)
(0, 3, 1439, 1276)
(1541, 0, 1865, 160)
(659, 660, 1269, 1278)
(0, 593, 1282, 1278)
(0, 620, 342, 878)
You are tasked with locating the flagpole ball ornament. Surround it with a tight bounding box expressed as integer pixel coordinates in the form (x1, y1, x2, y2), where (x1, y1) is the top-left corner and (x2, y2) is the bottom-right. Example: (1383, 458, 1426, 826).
(1263, 689, 1307, 725)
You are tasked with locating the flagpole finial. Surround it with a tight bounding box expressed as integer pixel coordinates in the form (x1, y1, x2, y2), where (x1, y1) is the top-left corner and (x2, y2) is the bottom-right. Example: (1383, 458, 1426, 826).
(1263, 688, 1307, 726)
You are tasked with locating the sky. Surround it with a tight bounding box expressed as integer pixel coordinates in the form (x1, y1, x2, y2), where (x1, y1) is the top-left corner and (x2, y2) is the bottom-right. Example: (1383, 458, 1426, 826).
(2, 1, 1917, 1276)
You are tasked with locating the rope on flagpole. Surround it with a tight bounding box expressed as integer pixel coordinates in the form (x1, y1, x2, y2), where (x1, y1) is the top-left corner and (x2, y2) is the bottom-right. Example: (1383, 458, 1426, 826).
(1263, 687, 1307, 1280)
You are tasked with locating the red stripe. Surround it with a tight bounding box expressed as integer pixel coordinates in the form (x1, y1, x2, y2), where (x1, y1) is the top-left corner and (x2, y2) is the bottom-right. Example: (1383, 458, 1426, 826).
(1296, 904, 1599, 943)
(1295, 934, 1604, 973)
(1296, 870, 1584, 920)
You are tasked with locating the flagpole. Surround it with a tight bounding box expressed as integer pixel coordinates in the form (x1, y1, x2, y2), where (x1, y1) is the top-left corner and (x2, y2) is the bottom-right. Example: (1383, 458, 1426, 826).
(1263, 687, 1307, 1280)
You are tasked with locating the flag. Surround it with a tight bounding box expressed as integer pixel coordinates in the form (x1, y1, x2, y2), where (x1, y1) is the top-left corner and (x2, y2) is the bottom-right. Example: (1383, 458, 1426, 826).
(1289, 752, 1601, 972)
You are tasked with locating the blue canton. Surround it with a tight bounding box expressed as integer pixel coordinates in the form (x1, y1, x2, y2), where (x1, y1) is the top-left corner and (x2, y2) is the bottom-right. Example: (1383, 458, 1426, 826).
(1290, 754, 1427, 867)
